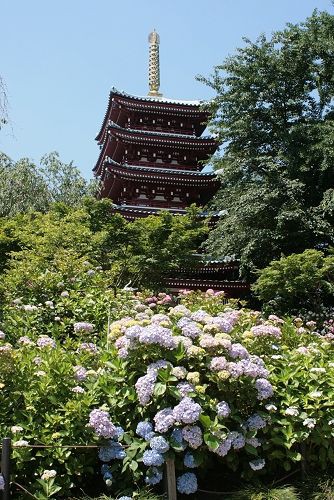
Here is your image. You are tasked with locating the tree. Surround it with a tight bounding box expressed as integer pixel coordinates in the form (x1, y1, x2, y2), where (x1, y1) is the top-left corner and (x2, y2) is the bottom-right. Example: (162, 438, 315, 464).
(0, 152, 96, 216)
(253, 249, 334, 317)
(199, 10, 334, 278)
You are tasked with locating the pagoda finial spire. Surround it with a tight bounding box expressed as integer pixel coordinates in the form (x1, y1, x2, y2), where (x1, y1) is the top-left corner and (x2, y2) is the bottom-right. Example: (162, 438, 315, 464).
(148, 29, 162, 97)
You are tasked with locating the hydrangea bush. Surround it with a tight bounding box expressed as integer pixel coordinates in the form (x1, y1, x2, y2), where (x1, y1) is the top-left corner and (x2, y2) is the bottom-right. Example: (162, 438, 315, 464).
(1, 285, 334, 497)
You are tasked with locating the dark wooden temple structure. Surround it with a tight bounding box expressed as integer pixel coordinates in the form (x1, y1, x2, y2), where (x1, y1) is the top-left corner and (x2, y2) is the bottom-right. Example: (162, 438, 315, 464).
(93, 30, 249, 296)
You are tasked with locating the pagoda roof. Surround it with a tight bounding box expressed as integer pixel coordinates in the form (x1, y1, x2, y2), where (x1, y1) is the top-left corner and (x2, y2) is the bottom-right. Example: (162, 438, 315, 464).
(96, 88, 211, 143)
(108, 121, 213, 141)
(105, 160, 218, 187)
(107, 122, 217, 149)
(108, 160, 216, 177)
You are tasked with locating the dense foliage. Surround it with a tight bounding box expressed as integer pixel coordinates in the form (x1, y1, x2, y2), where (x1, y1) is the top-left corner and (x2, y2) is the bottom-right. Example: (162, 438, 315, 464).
(0, 151, 96, 217)
(199, 10, 334, 277)
(0, 199, 207, 297)
(253, 249, 334, 318)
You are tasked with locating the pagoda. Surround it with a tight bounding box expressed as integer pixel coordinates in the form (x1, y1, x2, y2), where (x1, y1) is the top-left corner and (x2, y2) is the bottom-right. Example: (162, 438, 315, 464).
(93, 30, 219, 219)
(93, 31, 249, 297)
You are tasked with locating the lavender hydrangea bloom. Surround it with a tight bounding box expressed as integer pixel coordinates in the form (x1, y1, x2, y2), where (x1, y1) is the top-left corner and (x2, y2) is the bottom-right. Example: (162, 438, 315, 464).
(89, 409, 117, 439)
(136, 421, 153, 439)
(145, 466, 163, 485)
(139, 325, 177, 349)
(37, 336, 56, 348)
(150, 436, 170, 453)
(177, 317, 192, 329)
(251, 325, 281, 338)
(182, 426, 203, 449)
(184, 452, 197, 468)
(216, 401, 231, 418)
(151, 313, 170, 324)
(214, 437, 232, 456)
(229, 343, 249, 360)
(241, 359, 269, 379)
(74, 322, 94, 333)
(78, 342, 99, 354)
(226, 361, 244, 378)
(177, 472, 198, 494)
(71, 386, 85, 393)
(181, 322, 202, 339)
(210, 357, 228, 371)
(177, 382, 195, 398)
(229, 431, 245, 450)
(135, 372, 157, 405)
(154, 408, 175, 433)
(255, 378, 274, 400)
(18, 336, 35, 346)
(246, 414, 267, 431)
(173, 397, 201, 424)
(191, 310, 211, 324)
(125, 325, 143, 340)
(74, 365, 87, 381)
(209, 316, 234, 333)
(147, 360, 171, 374)
(246, 437, 261, 448)
(142, 449, 165, 466)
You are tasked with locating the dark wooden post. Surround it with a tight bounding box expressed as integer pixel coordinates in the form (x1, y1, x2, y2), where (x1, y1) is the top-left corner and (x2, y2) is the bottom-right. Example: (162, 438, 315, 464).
(1, 437, 11, 500)
(165, 458, 177, 500)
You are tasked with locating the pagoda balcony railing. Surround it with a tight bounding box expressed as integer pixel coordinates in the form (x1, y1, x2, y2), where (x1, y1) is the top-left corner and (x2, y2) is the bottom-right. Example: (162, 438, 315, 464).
(125, 124, 197, 136)
(125, 160, 200, 171)
(120, 200, 187, 209)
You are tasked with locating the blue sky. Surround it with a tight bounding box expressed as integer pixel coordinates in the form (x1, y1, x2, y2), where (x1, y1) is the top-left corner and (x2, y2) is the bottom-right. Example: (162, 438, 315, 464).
(1, 0, 332, 179)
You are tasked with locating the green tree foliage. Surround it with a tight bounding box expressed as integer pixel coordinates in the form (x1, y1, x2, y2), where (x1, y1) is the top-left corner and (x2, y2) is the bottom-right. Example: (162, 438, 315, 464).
(253, 249, 334, 316)
(199, 10, 334, 277)
(0, 200, 208, 303)
(0, 151, 96, 217)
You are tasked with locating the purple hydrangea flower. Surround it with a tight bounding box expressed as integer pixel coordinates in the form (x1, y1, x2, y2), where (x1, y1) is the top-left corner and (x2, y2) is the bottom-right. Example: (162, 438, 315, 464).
(246, 414, 267, 431)
(74, 365, 87, 381)
(255, 378, 274, 400)
(142, 449, 165, 467)
(78, 342, 99, 354)
(217, 401, 231, 418)
(89, 409, 117, 439)
(191, 310, 211, 324)
(139, 325, 177, 349)
(150, 436, 169, 453)
(210, 357, 228, 371)
(214, 437, 232, 456)
(229, 343, 249, 360)
(177, 382, 195, 398)
(182, 425, 203, 449)
(173, 397, 201, 424)
(154, 408, 175, 433)
(251, 325, 281, 338)
(177, 472, 198, 494)
(135, 372, 157, 406)
(229, 431, 245, 450)
(181, 322, 202, 339)
(74, 322, 94, 333)
(18, 336, 35, 346)
(125, 325, 143, 340)
(37, 336, 56, 348)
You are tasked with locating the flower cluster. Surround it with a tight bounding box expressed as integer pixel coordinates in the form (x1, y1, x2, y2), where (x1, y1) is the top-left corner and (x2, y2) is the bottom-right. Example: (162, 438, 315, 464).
(88, 409, 117, 439)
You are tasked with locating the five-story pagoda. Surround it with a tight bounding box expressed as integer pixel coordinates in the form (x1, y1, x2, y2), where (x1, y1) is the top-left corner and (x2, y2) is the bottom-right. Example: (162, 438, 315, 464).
(93, 30, 219, 220)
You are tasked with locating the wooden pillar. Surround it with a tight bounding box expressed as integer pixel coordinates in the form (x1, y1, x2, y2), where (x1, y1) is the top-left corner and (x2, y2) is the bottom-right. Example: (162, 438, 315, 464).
(165, 458, 177, 500)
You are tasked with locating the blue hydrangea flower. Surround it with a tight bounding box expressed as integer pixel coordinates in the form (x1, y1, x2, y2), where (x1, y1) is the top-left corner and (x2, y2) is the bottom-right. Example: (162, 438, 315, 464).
(149, 436, 169, 453)
(177, 472, 198, 494)
(145, 466, 163, 485)
(142, 449, 165, 467)
(136, 421, 153, 439)
(170, 428, 187, 450)
(99, 442, 126, 462)
(216, 401, 231, 418)
(184, 452, 197, 468)
(103, 471, 112, 481)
